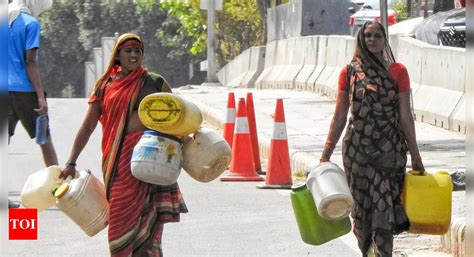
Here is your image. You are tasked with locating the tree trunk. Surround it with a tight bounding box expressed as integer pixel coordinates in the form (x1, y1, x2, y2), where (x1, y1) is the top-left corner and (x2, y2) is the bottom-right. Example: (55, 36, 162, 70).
(423, 0, 429, 17)
(406, 0, 412, 16)
(257, 0, 271, 45)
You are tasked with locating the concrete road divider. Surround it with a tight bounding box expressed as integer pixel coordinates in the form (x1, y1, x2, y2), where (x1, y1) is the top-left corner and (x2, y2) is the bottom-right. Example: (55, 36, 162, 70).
(217, 65, 231, 87)
(294, 36, 319, 91)
(307, 36, 327, 92)
(266, 39, 289, 89)
(241, 46, 265, 88)
(277, 37, 305, 89)
(413, 45, 465, 130)
(395, 37, 426, 95)
(228, 49, 251, 88)
(256, 40, 278, 89)
(314, 36, 340, 95)
(217, 49, 251, 88)
(324, 36, 355, 99)
(450, 97, 466, 134)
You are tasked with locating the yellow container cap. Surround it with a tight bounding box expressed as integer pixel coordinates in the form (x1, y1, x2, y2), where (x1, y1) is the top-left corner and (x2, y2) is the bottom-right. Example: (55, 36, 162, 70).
(138, 93, 182, 130)
(54, 183, 70, 199)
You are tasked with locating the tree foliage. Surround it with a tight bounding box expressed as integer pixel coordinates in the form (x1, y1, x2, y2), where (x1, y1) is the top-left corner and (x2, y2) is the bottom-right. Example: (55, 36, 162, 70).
(157, 0, 206, 57)
(158, 0, 263, 68)
(216, 0, 262, 65)
(39, 0, 87, 97)
(38, 0, 265, 97)
(38, 0, 205, 97)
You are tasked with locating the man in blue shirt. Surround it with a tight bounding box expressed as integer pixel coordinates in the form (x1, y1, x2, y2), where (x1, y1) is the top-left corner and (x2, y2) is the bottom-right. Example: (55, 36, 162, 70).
(8, 0, 58, 208)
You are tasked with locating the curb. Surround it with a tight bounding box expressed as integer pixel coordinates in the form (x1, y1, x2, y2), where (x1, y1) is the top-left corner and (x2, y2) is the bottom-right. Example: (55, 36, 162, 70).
(441, 217, 466, 257)
(181, 94, 322, 178)
(181, 93, 466, 257)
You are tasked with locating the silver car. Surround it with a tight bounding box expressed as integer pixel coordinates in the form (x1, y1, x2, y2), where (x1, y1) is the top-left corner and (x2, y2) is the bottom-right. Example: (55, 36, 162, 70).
(348, 0, 397, 36)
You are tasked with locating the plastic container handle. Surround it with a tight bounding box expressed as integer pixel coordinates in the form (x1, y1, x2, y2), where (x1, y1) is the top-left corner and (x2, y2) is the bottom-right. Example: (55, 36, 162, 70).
(409, 170, 427, 176)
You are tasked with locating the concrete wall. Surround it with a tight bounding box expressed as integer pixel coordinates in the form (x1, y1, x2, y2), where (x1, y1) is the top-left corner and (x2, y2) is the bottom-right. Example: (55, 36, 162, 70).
(93, 47, 103, 80)
(414, 45, 465, 130)
(394, 37, 426, 94)
(276, 37, 305, 89)
(241, 46, 266, 88)
(215, 34, 467, 133)
(101, 37, 115, 75)
(306, 36, 327, 92)
(294, 36, 319, 91)
(225, 49, 251, 87)
(255, 40, 278, 89)
(84, 62, 96, 97)
(314, 36, 339, 95)
(267, 0, 355, 42)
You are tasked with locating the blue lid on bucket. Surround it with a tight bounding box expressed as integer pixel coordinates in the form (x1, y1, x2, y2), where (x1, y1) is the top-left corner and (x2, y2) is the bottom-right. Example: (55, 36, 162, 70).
(144, 130, 159, 136)
(143, 130, 182, 143)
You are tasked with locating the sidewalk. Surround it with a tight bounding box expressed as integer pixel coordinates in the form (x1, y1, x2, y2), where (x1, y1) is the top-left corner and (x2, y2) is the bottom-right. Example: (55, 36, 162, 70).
(176, 85, 466, 257)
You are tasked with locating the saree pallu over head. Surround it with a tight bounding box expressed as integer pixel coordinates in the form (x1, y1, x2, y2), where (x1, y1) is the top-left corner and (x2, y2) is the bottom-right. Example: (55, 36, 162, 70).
(89, 33, 148, 199)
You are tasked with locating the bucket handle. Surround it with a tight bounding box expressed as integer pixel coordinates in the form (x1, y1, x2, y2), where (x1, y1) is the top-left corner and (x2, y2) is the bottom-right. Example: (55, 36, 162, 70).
(408, 170, 427, 176)
(408, 170, 450, 176)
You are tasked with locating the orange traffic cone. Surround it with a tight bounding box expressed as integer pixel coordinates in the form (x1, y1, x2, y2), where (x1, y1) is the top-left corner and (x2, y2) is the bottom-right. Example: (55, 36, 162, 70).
(221, 98, 263, 181)
(246, 92, 264, 175)
(257, 99, 292, 189)
(223, 92, 236, 149)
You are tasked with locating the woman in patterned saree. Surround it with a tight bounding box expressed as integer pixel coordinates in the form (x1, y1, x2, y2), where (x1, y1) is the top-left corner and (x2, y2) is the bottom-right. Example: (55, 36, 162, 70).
(320, 21, 425, 257)
(60, 33, 187, 257)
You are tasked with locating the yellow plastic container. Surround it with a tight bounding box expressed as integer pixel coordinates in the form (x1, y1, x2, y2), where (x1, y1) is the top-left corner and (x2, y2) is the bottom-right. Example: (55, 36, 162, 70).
(402, 171, 452, 235)
(138, 93, 202, 136)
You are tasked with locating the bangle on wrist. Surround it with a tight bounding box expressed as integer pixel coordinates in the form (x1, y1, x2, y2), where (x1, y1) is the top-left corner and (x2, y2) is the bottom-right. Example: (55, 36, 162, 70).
(66, 162, 77, 167)
(324, 143, 335, 153)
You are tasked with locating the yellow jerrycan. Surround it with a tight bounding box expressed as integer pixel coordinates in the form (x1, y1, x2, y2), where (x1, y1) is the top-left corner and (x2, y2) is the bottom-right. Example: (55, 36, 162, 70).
(138, 93, 202, 136)
(402, 171, 452, 235)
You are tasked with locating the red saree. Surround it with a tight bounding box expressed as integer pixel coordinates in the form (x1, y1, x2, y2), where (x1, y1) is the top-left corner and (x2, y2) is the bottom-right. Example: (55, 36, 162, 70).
(90, 65, 187, 256)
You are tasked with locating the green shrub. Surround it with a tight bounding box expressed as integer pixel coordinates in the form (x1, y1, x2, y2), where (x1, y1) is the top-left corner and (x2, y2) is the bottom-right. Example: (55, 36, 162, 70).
(393, 0, 409, 20)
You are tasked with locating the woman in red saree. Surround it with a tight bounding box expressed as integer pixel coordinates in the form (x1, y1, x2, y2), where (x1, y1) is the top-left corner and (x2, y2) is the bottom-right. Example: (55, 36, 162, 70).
(61, 33, 187, 257)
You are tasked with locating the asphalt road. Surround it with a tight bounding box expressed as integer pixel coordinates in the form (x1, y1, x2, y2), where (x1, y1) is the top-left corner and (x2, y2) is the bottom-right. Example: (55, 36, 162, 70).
(5, 98, 360, 257)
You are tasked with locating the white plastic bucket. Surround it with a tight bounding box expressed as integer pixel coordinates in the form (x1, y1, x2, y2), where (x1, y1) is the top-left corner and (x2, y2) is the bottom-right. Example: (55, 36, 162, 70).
(20, 165, 63, 211)
(306, 162, 353, 221)
(182, 128, 232, 182)
(55, 170, 109, 237)
(130, 131, 182, 185)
